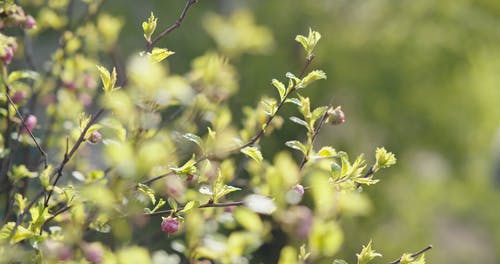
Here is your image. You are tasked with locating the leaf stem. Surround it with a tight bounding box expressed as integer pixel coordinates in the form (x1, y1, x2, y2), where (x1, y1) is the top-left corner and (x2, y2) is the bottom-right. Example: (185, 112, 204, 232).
(145, 201, 244, 216)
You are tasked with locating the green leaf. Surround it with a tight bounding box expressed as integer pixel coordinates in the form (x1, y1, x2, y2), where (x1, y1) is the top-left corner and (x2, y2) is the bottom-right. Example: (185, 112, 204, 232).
(183, 133, 203, 148)
(14, 194, 27, 214)
(39, 165, 53, 188)
(137, 183, 156, 204)
(289, 116, 309, 129)
(333, 260, 349, 264)
(285, 97, 302, 106)
(295, 28, 322, 58)
(171, 156, 197, 178)
(272, 79, 286, 100)
(357, 240, 382, 264)
(151, 198, 166, 213)
(285, 140, 307, 154)
(311, 106, 328, 124)
(317, 146, 337, 158)
(149, 47, 175, 63)
(179, 200, 200, 214)
(212, 171, 241, 202)
(8, 70, 39, 83)
(374, 147, 397, 171)
(233, 208, 263, 233)
(8, 165, 38, 182)
(167, 198, 178, 212)
(241, 146, 263, 163)
(142, 12, 157, 42)
(299, 70, 327, 89)
(96, 65, 118, 93)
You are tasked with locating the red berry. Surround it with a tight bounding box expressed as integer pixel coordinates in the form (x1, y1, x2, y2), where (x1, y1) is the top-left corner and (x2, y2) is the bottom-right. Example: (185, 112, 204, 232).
(24, 15, 36, 29)
(88, 131, 102, 144)
(329, 106, 345, 125)
(1, 47, 14, 64)
(22, 114, 37, 133)
(161, 217, 179, 234)
(11, 90, 26, 104)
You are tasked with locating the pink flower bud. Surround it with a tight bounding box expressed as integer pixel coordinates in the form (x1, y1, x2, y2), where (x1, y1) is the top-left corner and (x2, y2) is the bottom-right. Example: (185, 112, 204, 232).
(11, 90, 26, 104)
(294, 184, 305, 196)
(22, 114, 37, 133)
(0, 47, 14, 64)
(329, 106, 345, 125)
(82, 243, 104, 264)
(24, 15, 36, 29)
(161, 217, 180, 234)
(79, 93, 93, 107)
(88, 131, 102, 144)
(63, 81, 77, 91)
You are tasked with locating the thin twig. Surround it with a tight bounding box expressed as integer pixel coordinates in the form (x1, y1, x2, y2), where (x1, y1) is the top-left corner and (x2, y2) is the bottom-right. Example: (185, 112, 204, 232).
(44, 108, 105, 207)
(138, 55, 315, 187)
(145, 0, 198, 52)
(5, 91, 48, 168)
(389, 245, 433, 264)
(298, 102, 332, 170)
(145, 201, 244, 216)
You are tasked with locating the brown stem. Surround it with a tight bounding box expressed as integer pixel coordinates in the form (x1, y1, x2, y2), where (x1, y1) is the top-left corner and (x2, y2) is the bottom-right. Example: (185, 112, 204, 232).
(138, 56, 315, 187)
(298, 103, 331, 170)
(44, 108, 105, 207)
(389, 245, 433, 264)
(5, 90, 48, 168)
(145, 201, 244, 216)
(145, 0, 198, 52)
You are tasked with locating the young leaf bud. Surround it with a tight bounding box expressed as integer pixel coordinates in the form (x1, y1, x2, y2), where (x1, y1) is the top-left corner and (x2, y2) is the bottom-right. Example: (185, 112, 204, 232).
(0, 47, 14, 64)
(24, 15, 36, 29)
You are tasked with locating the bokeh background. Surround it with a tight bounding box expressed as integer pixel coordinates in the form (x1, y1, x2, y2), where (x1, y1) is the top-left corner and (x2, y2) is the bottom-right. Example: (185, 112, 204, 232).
(27, 0, 500, 262)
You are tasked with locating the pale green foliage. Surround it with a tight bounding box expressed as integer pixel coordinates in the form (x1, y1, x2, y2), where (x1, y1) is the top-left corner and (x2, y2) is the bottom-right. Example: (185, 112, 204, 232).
(295, 28, 321, 58)
(400, 253, 426, 264)
(142, 12, 157, 42)
(241, 146, 263, 163)
(203, 10, 275, 58)
(357, 240, 382, 264)
(96, 65, 118, 93)
(374, 147, 397, 172)
(148, 47, 175, 63)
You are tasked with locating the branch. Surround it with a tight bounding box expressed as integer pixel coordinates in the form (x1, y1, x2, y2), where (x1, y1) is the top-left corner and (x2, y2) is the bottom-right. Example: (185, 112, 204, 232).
(5, 89, 48, 168)
(44, 108, 105, 207)
(298, 101, 332, 170)
(240, 55, 315, 149)
(145, 201, 244, 216)
(145, 0, 198, 52)
(389, 245, 433, 264)
(138, 55, 315, 187)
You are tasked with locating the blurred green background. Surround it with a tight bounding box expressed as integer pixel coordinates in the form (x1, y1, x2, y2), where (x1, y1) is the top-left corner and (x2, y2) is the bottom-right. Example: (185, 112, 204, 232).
(89, 0, 500, 262)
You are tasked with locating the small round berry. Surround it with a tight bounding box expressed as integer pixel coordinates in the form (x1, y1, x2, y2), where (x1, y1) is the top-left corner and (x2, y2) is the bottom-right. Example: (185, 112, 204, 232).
(0, 47, 14, 64)
(161, 217, 180, 234)
(88, 131, 102, 144)
(329, 106, 345, 125)
(24, 15, 36, 29)
(22, 114, 37, 133)
(11, 90, 26, 104)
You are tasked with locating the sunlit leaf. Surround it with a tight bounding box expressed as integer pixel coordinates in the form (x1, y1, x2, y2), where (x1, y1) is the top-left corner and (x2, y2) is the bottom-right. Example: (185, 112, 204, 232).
(241, 147, 263, 163)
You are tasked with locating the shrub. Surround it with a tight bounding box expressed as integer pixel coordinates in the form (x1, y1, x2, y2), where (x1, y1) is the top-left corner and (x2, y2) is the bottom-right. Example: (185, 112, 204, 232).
(0, 1, 430, 263)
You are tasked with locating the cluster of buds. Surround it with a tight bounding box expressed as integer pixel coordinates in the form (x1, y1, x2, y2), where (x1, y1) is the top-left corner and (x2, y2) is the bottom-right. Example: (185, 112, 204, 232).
(0, 5, 36, 30)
